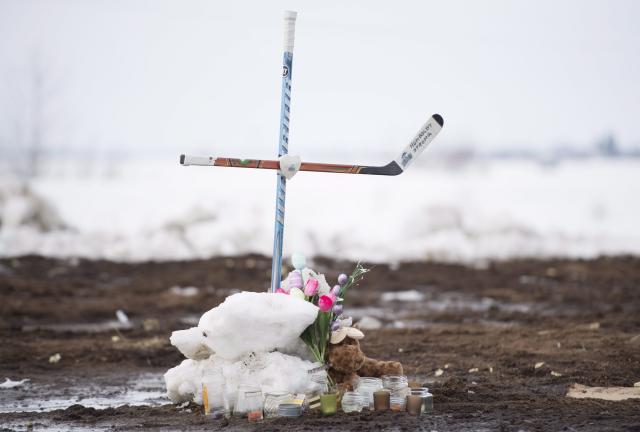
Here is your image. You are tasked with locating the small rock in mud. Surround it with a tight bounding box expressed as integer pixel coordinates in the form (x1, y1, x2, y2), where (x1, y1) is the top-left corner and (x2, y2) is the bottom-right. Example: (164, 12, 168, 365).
(440, 376, 468, 397)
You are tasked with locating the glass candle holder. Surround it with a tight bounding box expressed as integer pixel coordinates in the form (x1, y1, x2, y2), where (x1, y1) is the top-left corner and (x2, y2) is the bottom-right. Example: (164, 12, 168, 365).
(307, 366, 329, 396)
(411, 387, 434, 413)
(355, 377, 383, 410)
(373, 390, 390, 411)
(341, 391, 365, 413)
(234, 385, 262, 418)
(244, 390, 264, 422)
(390, 395, 407, 412)
(406, 394, 423, 416)
(320, 392, 338, 415)
(201, 370, 225, 417)
(264, 391, 293, 418)
(382, 375, 408, 391)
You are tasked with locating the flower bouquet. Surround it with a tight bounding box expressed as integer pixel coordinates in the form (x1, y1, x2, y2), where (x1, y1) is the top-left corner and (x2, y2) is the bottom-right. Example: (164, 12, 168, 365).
(277, 253, 368, 384)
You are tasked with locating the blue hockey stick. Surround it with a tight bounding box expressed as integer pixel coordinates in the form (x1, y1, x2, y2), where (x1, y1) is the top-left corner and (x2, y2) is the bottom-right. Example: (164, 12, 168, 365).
(271, 11, 297, 293)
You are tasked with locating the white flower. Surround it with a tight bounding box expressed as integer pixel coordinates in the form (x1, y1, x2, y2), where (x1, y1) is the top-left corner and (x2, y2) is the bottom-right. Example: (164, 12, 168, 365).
(280, 277, 290, 292)
(316, 274, 331, 296)
(336, 316, 352, 328)
(301, 267, 317, 284)
(300, 268, 331, 295)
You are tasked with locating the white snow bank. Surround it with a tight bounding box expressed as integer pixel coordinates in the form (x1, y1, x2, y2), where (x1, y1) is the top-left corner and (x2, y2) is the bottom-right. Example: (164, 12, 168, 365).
(0, 178, 65, 232)
(164, 352, 316, 404)
(2, 158, 640, 263)
(171, 292, 318, 361)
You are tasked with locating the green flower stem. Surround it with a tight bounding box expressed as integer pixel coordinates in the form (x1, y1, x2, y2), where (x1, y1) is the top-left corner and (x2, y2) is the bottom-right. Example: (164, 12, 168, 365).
(300, 262, 369, 392)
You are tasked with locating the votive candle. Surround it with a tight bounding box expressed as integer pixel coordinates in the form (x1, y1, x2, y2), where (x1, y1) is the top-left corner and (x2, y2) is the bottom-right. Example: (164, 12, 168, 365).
(406, 395, 423, 416)
(373, 390, 390, 411)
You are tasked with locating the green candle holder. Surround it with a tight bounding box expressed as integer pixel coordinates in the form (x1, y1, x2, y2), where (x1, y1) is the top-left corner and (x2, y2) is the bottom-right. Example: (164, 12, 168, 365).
(320, 392, 338, 415)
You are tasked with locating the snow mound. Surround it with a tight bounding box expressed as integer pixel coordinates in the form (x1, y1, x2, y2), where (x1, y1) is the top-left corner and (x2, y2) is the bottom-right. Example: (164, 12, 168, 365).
(0, 179, 65, 232)
(170, 292, 318, 361)
(164, 352, 316, 404)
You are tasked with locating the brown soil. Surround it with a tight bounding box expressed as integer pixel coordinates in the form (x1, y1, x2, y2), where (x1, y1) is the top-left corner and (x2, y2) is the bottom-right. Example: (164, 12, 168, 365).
(1, 255, 639, 431)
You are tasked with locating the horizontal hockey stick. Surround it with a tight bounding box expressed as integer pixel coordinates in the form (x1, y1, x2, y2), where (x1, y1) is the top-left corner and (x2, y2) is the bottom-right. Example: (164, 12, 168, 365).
(180, 113, 443, 176)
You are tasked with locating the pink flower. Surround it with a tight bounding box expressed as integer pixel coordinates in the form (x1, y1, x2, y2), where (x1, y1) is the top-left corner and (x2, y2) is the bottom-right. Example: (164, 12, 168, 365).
(304, 278, 319, 296)
(276, 288, 288, 294)
(318, 295, 334, 312)
(328, 292, 338, 303)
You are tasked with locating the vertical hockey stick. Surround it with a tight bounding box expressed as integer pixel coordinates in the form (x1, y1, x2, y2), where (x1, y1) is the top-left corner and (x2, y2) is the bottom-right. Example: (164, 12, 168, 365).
(271, 11, 297, 293)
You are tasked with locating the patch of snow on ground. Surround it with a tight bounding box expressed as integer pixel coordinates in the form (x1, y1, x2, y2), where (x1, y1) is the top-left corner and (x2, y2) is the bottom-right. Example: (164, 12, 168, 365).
(0, 378, 30, 389)
(381, 290, 425, 302)
(169, 286, 200, 297)
(1, 158, 639, 263)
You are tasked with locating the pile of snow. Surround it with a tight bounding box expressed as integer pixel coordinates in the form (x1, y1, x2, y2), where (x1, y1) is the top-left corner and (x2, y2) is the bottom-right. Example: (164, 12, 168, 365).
(165, 292, 319, 403)
(170, 292, 318, 360)
(165, 352, 315, 404)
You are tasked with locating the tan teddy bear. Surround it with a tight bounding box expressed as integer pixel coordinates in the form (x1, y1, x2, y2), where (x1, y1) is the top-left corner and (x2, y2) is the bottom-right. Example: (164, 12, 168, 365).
(327, 327, 403, 391)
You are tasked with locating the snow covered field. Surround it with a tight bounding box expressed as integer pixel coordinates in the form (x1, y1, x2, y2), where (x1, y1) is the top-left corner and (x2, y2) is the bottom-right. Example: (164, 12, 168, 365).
(1, 157, 639, 263)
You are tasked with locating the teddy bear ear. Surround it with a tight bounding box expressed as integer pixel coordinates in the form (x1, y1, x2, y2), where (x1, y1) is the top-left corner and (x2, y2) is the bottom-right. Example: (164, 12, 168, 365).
(345, 327, 365, 340)
(330, 328, 348, 344)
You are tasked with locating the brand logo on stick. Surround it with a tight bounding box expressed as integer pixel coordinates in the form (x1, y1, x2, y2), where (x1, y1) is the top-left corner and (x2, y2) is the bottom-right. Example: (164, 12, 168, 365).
(282, 66, 289, 77)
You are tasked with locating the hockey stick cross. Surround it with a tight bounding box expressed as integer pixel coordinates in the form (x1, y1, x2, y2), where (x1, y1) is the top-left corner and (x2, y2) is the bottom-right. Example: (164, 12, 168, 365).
(179, 11, 444, 293)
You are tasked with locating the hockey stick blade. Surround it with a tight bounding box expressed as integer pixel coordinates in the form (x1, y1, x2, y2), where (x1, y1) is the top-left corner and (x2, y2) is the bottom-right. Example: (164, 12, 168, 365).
(180, 113, 443, 176)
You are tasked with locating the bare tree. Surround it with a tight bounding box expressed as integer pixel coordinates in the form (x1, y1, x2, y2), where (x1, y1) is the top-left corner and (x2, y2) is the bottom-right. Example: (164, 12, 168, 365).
(26, 55, 46, 178)
(0, 50, 58, 181)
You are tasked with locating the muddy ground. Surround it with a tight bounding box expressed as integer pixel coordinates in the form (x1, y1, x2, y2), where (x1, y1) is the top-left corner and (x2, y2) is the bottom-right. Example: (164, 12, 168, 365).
(0, 255, 639, 431)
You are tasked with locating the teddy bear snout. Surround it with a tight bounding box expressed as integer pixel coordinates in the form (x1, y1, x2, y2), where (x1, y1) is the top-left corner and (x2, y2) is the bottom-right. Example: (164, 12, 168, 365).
(328, 344, 366, 373)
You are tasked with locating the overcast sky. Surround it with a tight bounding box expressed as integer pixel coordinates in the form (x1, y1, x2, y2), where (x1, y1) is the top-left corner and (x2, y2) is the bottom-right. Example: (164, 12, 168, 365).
(1, 0, 639, 160)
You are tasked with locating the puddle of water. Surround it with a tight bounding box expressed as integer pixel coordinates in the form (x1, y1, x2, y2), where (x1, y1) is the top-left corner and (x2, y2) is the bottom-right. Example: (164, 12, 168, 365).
(22, 320, 133, 334)
(0, 372, 168, 413)
(0, 423, 113, 432)
(348, 306, 390, 319)
(423, 294, 531, 314)
(351, 287, 535, 329)
(180, 315, 200, 326)
(381, 290, 425, 302)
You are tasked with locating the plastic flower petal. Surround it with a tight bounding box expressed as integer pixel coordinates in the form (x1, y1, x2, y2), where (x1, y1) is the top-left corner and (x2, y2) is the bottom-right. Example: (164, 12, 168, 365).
(280, 277, 290, 293)
(287, 270, 303, 290)
(318, 295, 334, 312)
(275, 288, 288, 294)
(289, 287, 305, 300)
(337, 316, 353, 328)
(316, 274, 331, 296)
(333, 304, 343, 315)
(291, 252, 307, 270)
(301, 268, 318, 284)
(304, 278, 319, 296)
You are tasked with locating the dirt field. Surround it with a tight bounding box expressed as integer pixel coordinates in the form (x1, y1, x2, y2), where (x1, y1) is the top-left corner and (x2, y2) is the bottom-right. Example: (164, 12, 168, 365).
(1, 255, 639, 431)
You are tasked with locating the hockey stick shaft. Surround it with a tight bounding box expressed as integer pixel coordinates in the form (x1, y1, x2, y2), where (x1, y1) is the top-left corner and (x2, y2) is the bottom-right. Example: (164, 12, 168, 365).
(270, 11, 297, 293)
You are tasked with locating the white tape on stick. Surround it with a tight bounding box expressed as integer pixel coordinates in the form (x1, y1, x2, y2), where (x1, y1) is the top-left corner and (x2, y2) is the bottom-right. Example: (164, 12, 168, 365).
(283, 10, 297, 52)
(278, 154, 302, 180)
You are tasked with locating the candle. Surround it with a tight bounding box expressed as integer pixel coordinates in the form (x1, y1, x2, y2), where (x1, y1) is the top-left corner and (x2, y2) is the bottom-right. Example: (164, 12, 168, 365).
(373, 390, 390, 411)
(320, 393, 338, 415)
(406, 395, 423, 416)
(411, 387, 434, 413)
(247, 410, 263, 422)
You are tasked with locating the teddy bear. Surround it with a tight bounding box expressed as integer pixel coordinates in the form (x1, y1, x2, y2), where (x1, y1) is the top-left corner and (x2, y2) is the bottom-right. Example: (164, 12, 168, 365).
(327, 326, 403, 391)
